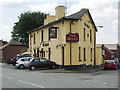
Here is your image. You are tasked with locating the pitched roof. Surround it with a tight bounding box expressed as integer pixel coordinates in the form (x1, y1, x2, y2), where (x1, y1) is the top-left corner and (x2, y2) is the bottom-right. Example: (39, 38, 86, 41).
(0, 44, 9, 50)
(29, 8, 97, 33)
(9, 40, 25, 45)
(103, 47, 114, 54)
(65, 9, 89, 20)
(97, 44, 117, 50)
(0, 40, 26, 50)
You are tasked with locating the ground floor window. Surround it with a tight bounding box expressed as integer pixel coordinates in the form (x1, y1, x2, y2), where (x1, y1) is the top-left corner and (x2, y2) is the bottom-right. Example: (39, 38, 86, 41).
(48, 48, 51, 60)
(83, 48, 86, 61)
(37, 48, 39, 57)
(79, 47, 81, 62)
(34, 49, 36, 57)
(91, 48, 92, 61)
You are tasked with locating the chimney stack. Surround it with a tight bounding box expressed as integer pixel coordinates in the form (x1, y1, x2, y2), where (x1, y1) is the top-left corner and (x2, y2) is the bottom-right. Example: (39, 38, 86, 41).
(55, 6, 65, 19)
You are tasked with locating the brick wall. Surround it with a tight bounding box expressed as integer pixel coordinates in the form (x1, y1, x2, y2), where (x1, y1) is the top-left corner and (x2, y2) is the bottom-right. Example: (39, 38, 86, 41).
(102, 45, 114, 60)
(2, 45, 27, 63)
(117, 46, 120, 58)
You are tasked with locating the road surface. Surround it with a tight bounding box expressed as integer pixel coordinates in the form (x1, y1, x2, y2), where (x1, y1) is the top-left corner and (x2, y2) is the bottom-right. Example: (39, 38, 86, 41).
(1, 64, 119, 88)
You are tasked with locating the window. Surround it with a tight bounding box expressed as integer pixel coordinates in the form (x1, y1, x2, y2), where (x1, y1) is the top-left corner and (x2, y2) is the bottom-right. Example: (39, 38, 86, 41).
(41, 49, 43, 58)
(48, 48, 51, 60)
(34, 33, 36, 44)
(84, 23, 90, 28)
(37, 48, 39, 57)
(40, 58, 48, 62)
(41, 30, 44, 42)
(43, 51, 45, 57)
(79, 47, 81, 62)
(83, 48, 86, 61)
(49, 27, 58, 38)
(90, 30, 92, 42)
(34, 59, 40, 62)
(34, 49, 36, 57)
(27, 58, 32, 61)
(83, 28, 86, 41)
(91, 48, 92, 61)
(21, 59, 25, 61)
(30, 35, 32, 45)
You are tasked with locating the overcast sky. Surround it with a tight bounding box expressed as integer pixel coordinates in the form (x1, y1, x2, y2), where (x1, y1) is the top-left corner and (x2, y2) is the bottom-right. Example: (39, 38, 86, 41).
(0, 0, 119, 44)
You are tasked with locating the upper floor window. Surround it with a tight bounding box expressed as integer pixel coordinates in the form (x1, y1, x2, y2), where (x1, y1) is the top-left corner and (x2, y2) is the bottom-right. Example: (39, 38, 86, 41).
(84, 23, 90, 28)
(41, 30, 44, 42)
(49, 27, 58, 39)
(29, 34, 32, 45)
(83, 28, 86, 41)
(33, 33, 36, 44)
(91, 48, 92, 61)
(90, 29, 92, 42)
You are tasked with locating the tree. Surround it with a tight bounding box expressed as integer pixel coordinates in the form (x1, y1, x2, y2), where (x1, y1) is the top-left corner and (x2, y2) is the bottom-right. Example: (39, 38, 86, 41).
(11, 11, 47, 45)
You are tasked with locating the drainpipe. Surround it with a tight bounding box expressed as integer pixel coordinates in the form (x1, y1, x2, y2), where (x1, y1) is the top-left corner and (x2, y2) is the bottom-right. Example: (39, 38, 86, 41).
(94, 29, 96, 69)
(69, 21, 72, 66)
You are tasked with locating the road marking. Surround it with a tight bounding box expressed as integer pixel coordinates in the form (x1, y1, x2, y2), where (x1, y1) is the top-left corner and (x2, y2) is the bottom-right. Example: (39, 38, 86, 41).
(92, 81, 99, 83)
(5, 76, 13, 79)
(85, 80, 91, 81)
(40, 73, 44, 75)
(18, 80, 44, 88)
(110, 84, 115, 86)
(91, 80, 116, 87)
(97, 75, 102, 76)
(1, 75, 13, 79)
(103, 82, 108, 85)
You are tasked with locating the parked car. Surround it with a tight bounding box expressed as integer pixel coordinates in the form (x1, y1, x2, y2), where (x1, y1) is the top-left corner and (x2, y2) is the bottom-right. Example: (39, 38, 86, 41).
(114, 58, 120, 69)
(15, 57, 33, 69)
(28, 58, 58, 70)
(11, 55, 31, 66)
(104, 60, 119, 70)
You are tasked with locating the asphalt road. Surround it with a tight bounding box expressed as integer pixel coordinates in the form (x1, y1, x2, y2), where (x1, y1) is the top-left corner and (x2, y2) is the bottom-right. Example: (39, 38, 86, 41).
(1, 64, 119, 88)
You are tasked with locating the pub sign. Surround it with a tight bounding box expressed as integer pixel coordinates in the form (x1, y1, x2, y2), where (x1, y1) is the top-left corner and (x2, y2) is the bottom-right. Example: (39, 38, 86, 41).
(66, 33, 79, 42)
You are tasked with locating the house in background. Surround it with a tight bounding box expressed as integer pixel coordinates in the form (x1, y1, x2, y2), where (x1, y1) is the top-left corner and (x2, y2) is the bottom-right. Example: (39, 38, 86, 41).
(28, 6, 103, 70)
(0, 40, 27, 63)
(0, 40, 8, 47)
(97, 44, 119, 60)
(117, 44, 120, 58)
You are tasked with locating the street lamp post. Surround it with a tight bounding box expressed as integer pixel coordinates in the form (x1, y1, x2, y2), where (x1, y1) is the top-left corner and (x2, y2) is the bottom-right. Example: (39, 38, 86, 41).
(97, 26, 103, 28)
(94, 25, 103, 69)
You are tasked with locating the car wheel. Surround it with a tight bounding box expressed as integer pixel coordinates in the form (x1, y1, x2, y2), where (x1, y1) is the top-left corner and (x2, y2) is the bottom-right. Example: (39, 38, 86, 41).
(115, 67, 118, 70)
(30, 66, 35, 70)
(103, 68, 106, 70)
(51, 64, 56, 69)
(19, 65, 25, 69)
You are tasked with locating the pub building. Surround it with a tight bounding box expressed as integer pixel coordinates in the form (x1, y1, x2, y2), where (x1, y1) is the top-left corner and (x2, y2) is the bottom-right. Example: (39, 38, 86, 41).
(28, 6, 103, 70)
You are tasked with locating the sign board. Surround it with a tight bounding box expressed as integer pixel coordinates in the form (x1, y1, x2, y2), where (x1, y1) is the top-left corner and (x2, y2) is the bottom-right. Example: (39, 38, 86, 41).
(66, 33, 79, 42)
(43, 43, 49, 47)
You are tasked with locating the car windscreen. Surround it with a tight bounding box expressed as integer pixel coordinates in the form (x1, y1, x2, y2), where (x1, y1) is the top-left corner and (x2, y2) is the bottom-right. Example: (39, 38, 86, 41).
(40, 58, 48, 62)
(105, 61, 114, 64)
(30, 58, 40, 62)
(16, 56, 21, 60)
(24, 58, 32, 61)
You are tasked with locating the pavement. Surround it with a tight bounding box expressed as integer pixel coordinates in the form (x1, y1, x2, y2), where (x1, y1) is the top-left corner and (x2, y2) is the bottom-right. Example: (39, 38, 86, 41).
(39, 68, 103, 73)
(1, 63, 103, 73)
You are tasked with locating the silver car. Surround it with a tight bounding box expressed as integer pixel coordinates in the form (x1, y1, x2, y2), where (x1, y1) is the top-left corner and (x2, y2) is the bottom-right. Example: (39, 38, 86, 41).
(15, 57, 33, 69)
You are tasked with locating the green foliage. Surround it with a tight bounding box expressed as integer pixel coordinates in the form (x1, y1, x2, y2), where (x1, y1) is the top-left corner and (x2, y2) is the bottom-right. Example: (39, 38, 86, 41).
(11, 11, 47, 45)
